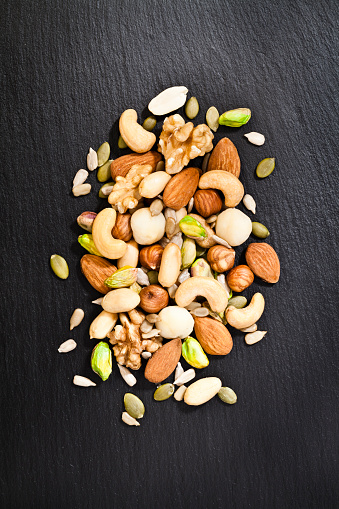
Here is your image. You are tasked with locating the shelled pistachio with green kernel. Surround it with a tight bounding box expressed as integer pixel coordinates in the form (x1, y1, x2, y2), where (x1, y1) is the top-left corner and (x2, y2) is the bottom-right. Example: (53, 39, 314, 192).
(91, 342, 112, 381)
(219, 108, 251, 127)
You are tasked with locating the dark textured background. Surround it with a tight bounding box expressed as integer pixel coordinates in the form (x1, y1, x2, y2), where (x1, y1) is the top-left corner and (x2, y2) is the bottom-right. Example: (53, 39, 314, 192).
(1, 1, 338, 508)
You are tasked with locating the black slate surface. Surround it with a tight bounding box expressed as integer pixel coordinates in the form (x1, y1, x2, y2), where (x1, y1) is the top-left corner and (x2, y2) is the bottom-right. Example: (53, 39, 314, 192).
(1, 1, 338, 508)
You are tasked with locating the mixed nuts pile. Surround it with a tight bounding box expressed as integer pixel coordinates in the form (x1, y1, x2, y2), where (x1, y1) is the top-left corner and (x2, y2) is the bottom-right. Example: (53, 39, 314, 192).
(51, 86, 280, 426)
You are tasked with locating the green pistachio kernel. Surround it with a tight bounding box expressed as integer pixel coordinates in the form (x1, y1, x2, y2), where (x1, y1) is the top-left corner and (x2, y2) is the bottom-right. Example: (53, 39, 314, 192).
(124, 393, 145, 419)
(191, 258, 213, 278)
(97, 142, 110, 167)
(154, 383, 175, 401)
(179, 215, 207, 239)
(218, 387, 237, 404)
(104, 266, 138, 288)
(118, 135, 128, 149)
(182, 337, 209, 369)
(147, 270, 159, 285)
(50, 254, 69, 279)
(185, 97, 199, 119)
(227, 296, 247, 309)
(252, 222, 270, 239)
(91, 342, 112, 381)
(181, 237, 196, 269)
(78, 234, 103, 257)
(130, 281, 142, 294)
(97, 160, 113, 182)
(256, 157, 275, 178)
(142, 116, 157, 131)
(219, 108, 251, 127)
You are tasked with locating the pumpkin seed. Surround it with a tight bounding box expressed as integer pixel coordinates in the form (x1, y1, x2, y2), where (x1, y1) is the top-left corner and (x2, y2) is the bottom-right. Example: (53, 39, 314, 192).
(218, 387, 237, 404)
(118, 135, 128, 149)
(142, 116, 157, 131)
(97, 159, 113, 182)
(252, 222, 270, 238)
(124, 393, 145, 418)
(50, 254, 69, 279)
(147, 270, 159, 285)
(256, 157, 275, 178)
(185, 96, 199, 119)
(206, 106, 219, 132)
(97, 142, 110, 167)
(227, 296, 247, 309)
(154, 383, 175, 401)
(99, 182, 114, 198)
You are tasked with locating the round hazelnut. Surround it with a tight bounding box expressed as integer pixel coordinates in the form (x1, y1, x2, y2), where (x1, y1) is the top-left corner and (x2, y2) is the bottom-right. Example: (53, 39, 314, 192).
(193, 190, 223, 218)
(112, 213, 132, 241)
(226, 265, 254, 292)
(207, 245, 235, 272)
(139, 244, 164, 270)
(139, 285, 169, 313)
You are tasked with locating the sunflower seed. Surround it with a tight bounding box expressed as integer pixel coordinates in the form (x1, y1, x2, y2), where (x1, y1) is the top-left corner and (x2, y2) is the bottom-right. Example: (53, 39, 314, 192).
(137, 268, 150, 286)
(100, 184, 114, 196)
(185, 302, 201, 311)
(70, 308, 85, 330)
(187, 197, 194, 213)
(174, 368, 196, 386)
(240, 323, 258, 333)
(87, 147, 98, 171)
(244, 132, 265, 146)
(206, 214, 217, 223)
(118, 365, 137, 387)
(218, 387, 237, 404)
(168, 284, 178, 299)
(191, 307, 209, 317)
(141, 329, 161, 339)
(92, 297, 103, 305)
(145, 314, 160, 324)
(171, 232, 183, 248)
(174, 362, 184, 382)
(202, 152, 211, 173)
(166, 217, 177, 239)
(206, 106, 219, 132)
(150, 199, 164, 216)
(174, 385, 187, 401)
(243, 194, 256, 214)
(159, 237, 170, 248)
(245, 330, 267, 345)
(73, 169, 89, 188)
(212, 235, 232, 249)
(141, 351, 152, 359)
(178, 268, 190, 284)
(140, 320, 153, 334)
(72, 183, 92, 197)
(122, 411, 140, 426)
(58, 339, 77, 353)
(217, 274, 231, 297)
(73, 375, 96, 387)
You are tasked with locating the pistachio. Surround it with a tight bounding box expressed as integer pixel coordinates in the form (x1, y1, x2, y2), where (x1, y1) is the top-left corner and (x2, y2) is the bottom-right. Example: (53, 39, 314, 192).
(58, 339, 77, 353)
(244, 132, 265, 146)
(73, 169, 89, 188)
(179, 215, 207, 239)
(205, 106, 219, 132)
(245, 330, 267, 345)
(73, 375, 96, 387)
(182, 337, 209, 369)
(91, 341, 112, 381)
(122, 412, 140, 426)
(195, 245, 206, 258)
(77, 211, 97, 232)
(154, 383, 175, 401)
(185, 96, 199, 119)
(50, 254, 69, 279)
(97, 142, 110, 167)
(243, 194, 256, 214)
(70, 308, 85, 330)
(218, 387, 237, 404)
(256, 157, 275, 178)
(97, 160, 113, 182)
(104, 266, 138, 288)
(87, 147, 98, 171)
(191, 258, 213, 278)
(118, 135, 128, 149)
(99, 182, 114, 198)
(181, 237, 196, 269)
(227, 296, 247, 309)
(124, 393, 145, 418)
(147, 270, 159, 285)
(142, 116, 157, 131)
(130, 281, 142, 294)
(252, 222, 270, 238)
(219, 108, 251, 127)
(72, 183, 92, 197)
(78, 234, 103, 256)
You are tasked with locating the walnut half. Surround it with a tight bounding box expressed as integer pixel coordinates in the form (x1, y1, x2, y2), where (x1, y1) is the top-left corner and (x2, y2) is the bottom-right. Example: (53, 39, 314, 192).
(108, 164, 153, 213)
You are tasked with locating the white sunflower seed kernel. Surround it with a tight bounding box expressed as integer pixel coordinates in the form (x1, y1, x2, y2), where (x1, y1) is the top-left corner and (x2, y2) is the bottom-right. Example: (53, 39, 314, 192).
(122, 411, 140, 426)
(70, 308, 85, 330)
(187, 197, 194, 213)
(174, 362, 184, 382)
(87, 147, 98, 171)
(145, 314, 159, 324)
(118, 364, 137, 386)
(72, 183, 92, 197)
(150, 199, 164, 216)
(174, 369, 196, 386)
(171, 232, 183, 248)
(73, 169, 89, 188)
(191, 307, 209, 317)
(174, 385, 187, 401)
(141, 351, 152, 359)
(101, 185, 114, 196)
(244, 132, 265, 146)
(168, 284, 178, 299)
(137, 268, 150, 286)
(245, 330, 267, 345)
(217, 274, 231, 297)
(58, 339, 77, 353)
(241, 323, 258, 333)
(206, 214, 218, 223)
(178, 269, 190, 284)
(140, 320, 153, 334)
(212, 234, 232, 249)
(185, 302, 201, 311)
(92, 297, 103, 305)
(243, 194, 256, 214)
(73, 375, 96, 387)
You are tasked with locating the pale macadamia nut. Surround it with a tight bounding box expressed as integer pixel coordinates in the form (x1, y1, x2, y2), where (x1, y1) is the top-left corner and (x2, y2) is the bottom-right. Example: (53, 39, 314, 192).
(131, 207, 165, 245)
(156, 306, 194, 339)
(215, 208, 252, 247)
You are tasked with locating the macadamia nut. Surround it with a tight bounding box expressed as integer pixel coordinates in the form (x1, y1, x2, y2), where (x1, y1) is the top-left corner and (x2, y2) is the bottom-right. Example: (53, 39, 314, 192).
(215, 208, 252, 247)
(156, 306, 194, 339)
(131, 207, 165, 245)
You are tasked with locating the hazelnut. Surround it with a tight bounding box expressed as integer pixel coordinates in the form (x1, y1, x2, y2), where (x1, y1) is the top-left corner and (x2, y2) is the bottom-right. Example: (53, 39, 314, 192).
(193, 190, 223, 218)
(226, 265, 254, 292)
(112, 213, 132, 241)
(139, 244, 164, 270)
(139, 285, 169, 313)
(207, 245, 235, 272)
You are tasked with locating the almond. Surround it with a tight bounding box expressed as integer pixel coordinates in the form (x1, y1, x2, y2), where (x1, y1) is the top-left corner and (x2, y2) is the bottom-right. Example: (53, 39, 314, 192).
(80, 254, 117, 294)
(207, 137, 240, 177)
(110, 151, 162, 179)
(226, 265, 254, 292)
(139, 244, 164, 270)
(193, 316, 233, 355)
(193, 189, 223, 217)
(112, 213, 132, 241)
(245, 243, 280, 283)
(144, 338, 182, 383)
(163, 167, 200, 210)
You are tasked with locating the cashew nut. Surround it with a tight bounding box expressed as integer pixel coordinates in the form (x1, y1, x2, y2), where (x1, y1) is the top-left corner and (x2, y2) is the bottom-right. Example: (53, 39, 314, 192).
(225, 293, 265, 329)
(119, 109, 156, 153)
(117, 239, 139, 269)
(158, 242, 181, 288)
(175, 277, 228, 313)
(199, 170, 244, 207)
(92, 208, 127, 260)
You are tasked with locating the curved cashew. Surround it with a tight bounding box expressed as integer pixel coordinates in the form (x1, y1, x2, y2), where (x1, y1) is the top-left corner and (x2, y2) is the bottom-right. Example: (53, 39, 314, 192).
(175, 276, 228, 313)
(158, 242, 181, 287)
(117, 239, 139, 269)
(225, 293, 265, 329)
(199, 170, 244, 207)
(119, 109, 156, 153)
(92, 208, 127, 260)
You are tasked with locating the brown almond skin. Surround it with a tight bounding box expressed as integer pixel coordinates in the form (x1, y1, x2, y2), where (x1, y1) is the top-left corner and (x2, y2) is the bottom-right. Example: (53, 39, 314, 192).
(193, 189, 223, 218)
(80, 255, 117, 294)
(245, 243, 280, 283)
(163, 167, 200, 210)
(207, 137, 240, 177)
(226, 265, 254, 292)
(139, 285, 169, 313)
(110, 151, 162, 179)
(194, 316, 233, 355)
(139, 244, 164, 270)
(111, 213, 132, 241)
(144, 338, 182, 383)
(207, 245, 235, 272)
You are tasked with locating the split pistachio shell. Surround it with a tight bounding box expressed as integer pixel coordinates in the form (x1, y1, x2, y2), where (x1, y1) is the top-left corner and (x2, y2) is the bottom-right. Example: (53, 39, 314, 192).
(181, 237, 196, 269)
(87, 147, 98, 171)
(118, 135, 128, 149)
(124, 393, 145, 418)
(97, 142, 110, 167)
(78, 234, 103, 257)
(256, 158, 275, 178)
(142, 116, 157, 131)
(73, 169, 89, 188)
(104, 266, 138, 288)
(244, 132, 265, 146)
(179, 215, 207, 239)
(218, 387, 237, 404)
(206, 106, 219, 132)
(97, 160, 113, 182)
(73, 375, 96, 387)
(243, 194, 256, 214)
(219, 108, 251, 127)
(245, 330, 267, 345)
(70, 308, 85, 330)
(227, 296, 247, 309)
(148, 86, 188, 116)
(154, 383, 175, 401)
(185, 96, 199, 119)
(191, 258, 213, 278)
(50, 254, 69, 279)
(182, 337, 209, 369)
(122, 412, 140, 426)
(77, 211, 97, 232)
(58, 339, 77, 353)
(91, 341, 112, 381)
(184, 377, 222, 406)
(252, 222, 270, 238)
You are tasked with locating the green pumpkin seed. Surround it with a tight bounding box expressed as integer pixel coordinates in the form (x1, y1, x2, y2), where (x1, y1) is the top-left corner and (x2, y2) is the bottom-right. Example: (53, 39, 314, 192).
(154, 383, 175, 401)
(50, 254, 69, 279)
(256, 157, 275, 178)
(97, 159, 113, 182)
(219, 108, 251, 127)
(252, 222, 270, 238)
(118, 135, 128, 149)
(227, 296, 247, 309)
(206, 106, 219, 132)
(185, 97, 199, 119)
(147, 270, 159, 285)
(142, 116, 157, 131)
(97, 142, 110, 167)
(218, 387, 237, 404)
(124, 393, 145, 419)
(99, 182, 114, 198)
